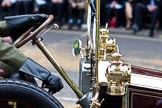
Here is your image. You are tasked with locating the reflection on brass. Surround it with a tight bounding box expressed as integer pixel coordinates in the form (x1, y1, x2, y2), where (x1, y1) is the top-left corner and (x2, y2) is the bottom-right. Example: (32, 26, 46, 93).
(98, 48, 106, 60)
(106, 38, 116, 54)
(105, 52, 131, 95)
(97, 26, 131, 96)
(109, 53, 123, 61)
(100, 28, 109, 37)
(105, 61, 131, 95)
(99, 28, 109, 48)
(98, 28, 117, 61)
(90, 86, 104, 108)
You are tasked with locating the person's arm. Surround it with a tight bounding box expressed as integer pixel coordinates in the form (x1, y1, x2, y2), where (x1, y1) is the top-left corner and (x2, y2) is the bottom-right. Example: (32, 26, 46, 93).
(0, 21, 8, 37)
(0, 14, 63, 93)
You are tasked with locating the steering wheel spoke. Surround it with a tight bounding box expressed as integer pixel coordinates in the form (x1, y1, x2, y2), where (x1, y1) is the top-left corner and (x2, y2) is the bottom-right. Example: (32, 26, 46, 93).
(14, 15, 54, 48)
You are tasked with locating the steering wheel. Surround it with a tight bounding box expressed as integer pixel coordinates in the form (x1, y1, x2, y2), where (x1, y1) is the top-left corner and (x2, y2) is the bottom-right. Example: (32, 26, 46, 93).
(14, 15, 54, 48)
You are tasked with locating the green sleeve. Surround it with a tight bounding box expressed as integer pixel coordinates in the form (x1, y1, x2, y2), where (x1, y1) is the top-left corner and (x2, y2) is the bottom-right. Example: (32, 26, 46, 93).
(0, 21, 8, 37)
(0, 38, 27, 76)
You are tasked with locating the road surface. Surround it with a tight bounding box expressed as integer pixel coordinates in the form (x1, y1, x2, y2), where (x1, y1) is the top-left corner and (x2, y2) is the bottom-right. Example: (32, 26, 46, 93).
(19, 29, 162, 107)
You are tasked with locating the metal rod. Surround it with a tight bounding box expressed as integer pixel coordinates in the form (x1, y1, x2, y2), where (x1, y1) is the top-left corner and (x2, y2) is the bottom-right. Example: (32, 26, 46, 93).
(15, 15, 54, 48)
(34, 38, 83, 98)
(95, 0, 100, 83)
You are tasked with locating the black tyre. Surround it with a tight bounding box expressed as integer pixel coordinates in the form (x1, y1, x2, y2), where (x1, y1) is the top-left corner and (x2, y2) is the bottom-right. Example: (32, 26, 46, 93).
(0, 79, 64, 108)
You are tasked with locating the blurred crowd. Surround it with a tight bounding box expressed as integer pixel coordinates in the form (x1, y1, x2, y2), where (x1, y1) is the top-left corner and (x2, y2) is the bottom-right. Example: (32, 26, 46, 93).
(0, 0, 85, 30)
(0, 0, 162, 37)
(101, 0, 162, 37)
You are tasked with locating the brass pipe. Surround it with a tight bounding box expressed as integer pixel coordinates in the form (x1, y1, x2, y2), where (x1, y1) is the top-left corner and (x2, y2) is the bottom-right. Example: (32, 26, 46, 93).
(95, 0, 100, 83)
(15, 14, 83, 98)
(35, 38, 83, 98)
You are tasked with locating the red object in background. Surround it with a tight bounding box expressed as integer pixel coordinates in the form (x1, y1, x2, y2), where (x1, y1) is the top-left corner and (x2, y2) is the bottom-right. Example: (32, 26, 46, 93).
(0, 68, 4, 76)
(109, 16, 117, 28)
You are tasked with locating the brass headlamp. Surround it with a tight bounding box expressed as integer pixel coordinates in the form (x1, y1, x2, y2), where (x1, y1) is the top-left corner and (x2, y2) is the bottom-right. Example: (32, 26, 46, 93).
(105, 53, 131, 95)
(98, 27, 131, 96)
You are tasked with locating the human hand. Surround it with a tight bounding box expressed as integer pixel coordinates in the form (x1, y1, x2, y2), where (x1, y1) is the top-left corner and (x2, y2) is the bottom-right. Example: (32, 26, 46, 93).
(2, 36, 13, 45)
(147, 5, 157, 12)
(43, 73, 63, 94)
(76, 1, 84, 9)
(111, 1, 117, 7)
(71, 2, 77, 8)
(52, 0, 63, 3)
(1, 0, 11, 7)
